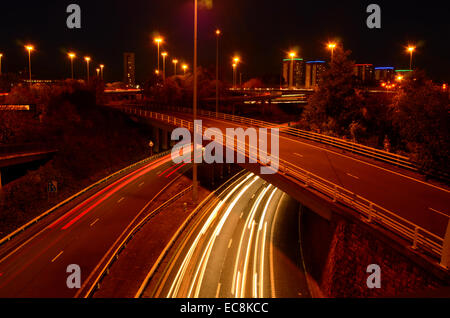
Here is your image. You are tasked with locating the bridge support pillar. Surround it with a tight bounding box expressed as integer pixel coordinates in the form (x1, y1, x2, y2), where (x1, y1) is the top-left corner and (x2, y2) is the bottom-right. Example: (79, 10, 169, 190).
(440, 219, 450, 269)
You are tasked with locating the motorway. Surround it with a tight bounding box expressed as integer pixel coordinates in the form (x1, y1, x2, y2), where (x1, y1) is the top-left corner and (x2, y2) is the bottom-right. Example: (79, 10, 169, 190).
(157, 110, 450, 238)
(149, 172, 310, 298)
(0, 153, 191, 298)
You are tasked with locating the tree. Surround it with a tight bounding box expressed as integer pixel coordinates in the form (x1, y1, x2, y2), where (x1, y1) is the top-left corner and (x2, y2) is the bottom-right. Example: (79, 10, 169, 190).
(302, 47, 363, 137)
(391, 70, 450, 174)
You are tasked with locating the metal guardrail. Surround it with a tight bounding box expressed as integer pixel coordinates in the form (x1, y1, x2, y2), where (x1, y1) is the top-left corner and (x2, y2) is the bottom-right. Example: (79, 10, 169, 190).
(121, 107, 445, 264)
(0, 150, 172, 247)
(83, 184, 193, 298)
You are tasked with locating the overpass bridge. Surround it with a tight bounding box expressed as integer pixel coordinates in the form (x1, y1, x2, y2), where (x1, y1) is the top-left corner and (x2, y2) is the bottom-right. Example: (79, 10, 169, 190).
(117, 104, 450, 270)
(0, 144, 57, 188)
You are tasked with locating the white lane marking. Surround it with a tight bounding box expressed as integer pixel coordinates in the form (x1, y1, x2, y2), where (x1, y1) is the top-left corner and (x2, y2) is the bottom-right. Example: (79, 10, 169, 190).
(215, 283, 222, 298)
(294, 153, 304, 158)
(228, 239, 233, 249)
(90, 218, 100, 227)
(51, 251, 64, 263)
(117, 197, 125, 203)
(139, 182, 145, 187)
(346, 173, 360, 180)
(429, 208, 450, 218)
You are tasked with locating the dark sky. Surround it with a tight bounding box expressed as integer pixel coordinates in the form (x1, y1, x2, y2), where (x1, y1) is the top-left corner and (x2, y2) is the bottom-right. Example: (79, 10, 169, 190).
(1, 0, 449, 83)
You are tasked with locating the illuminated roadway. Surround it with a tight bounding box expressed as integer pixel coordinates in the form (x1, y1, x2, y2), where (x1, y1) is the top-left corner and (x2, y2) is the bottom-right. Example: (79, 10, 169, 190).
(149, 172, 310, 298)
(156, 110, 450, 238)
(0, 153, 191, 298)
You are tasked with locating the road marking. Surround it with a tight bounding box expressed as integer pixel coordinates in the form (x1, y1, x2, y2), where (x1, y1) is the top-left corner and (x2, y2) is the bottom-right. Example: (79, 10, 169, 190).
(346, 173, 360, 180)
(51, 251, 64, 263)
(90, 218, 100, 227)
(228, 239, 233, 249)
(117, 197, 125, 203)
(139, 182, 145, 187)
(240, 212, 244, 219)
(294, 153, 304, 158)
(215, 283, 221, 298)
(429, 208, 449, 218)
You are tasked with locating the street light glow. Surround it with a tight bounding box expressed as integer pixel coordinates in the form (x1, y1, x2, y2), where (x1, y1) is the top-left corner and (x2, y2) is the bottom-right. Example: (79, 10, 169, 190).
(25, 45, 34, 52)
(216, 29, 221, 36)
(154, 37, 163, 44)
(84, 56, 91, 62)
(327, 43, 336, 50)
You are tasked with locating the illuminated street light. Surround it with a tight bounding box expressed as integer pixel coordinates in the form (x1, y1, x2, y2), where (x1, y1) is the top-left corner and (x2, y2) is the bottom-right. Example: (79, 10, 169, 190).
(161, 52, 168, 80)
(100, 64, 104, 80)
(215, 29, 221, 117)
(407, 46, 416, 70)
(172, 59, 178, 76)
(68, 53, 76, 79)
(327, 42, 337, 62)
(96, 68, 100, 77)
(289, 51, 296, 88)
(396, 75, 404, 82)
(25, 45, 34, 84)
(0, 53, 3, 76)
(84, 56, 91, 83)
(232, 57, 240, 88)
(154, 37, 163, 72)
(182, 64, 188, 75)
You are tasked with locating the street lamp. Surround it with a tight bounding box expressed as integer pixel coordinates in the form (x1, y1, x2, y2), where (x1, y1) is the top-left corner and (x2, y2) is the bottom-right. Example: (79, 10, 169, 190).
(182, 64, 188, 75)
(100, 64, 104, 80)
(327, 43, 336, 62)
(25, 45, 34, 85)
(0, 53, 3, 76)
(84, 56, 91, 83)
(407, 46, 416, 70)
(96, 68, 100, 77)
(193, 0, 199, 202)
(233, 57, 240, 88)
(154, 37, 163, 72)
(161, 52, 168, 81)
(68, 53, 76, 79)
(289, 51, 296, 89)
(172, 59, 178, 76)
(215, 29, 221, 117)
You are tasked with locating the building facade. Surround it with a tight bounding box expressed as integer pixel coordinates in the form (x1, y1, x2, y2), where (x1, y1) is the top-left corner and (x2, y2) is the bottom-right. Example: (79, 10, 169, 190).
(374, 67, 395, 83)
(354, 64, 375, 86)
(305, 61, 326, 89)
(282, 58, 305, 88)
(123, 53, 136, 87)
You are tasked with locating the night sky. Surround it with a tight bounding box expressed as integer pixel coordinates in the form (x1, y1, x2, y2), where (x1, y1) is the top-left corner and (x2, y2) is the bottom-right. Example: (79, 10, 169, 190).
(1, 0, 449, 83)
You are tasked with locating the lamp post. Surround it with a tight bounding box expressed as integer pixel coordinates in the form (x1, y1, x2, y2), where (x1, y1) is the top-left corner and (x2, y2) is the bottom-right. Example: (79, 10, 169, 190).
(182, 64, 188, 75)
(193, 0, 198, 202)
(84, 57, 91, 83)
(327, 43, 336, 62)
(215, 29, 221, 117)
(25, 45, 34, 85)
(173, 59, 178, 76)
(154, 37, 163, 72)
(161, 52, 168, 81)
(233, 57, 240, 88)
(0, 53, 3, 76)
(68, 53, 76, 79)
(100, 64, 104, 80)
(289, 52, 296, 89)
(407, 46, 416, 70)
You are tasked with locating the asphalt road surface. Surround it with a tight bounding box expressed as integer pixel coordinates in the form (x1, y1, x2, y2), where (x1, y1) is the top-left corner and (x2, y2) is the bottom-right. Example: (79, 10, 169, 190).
(150, 172, 310, 298)
(0, 153, 191, 298)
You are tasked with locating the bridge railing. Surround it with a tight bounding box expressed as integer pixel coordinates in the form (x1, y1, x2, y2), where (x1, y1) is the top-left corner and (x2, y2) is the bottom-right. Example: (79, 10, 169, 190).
(121, 106, 445, 264)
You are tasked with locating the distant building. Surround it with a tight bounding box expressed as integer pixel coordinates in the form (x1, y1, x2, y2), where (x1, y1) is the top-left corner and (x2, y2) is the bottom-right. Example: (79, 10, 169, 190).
(282, 58, 305, 88)
(123, 53, 136, 87)
(305, 61, 326, 89)
(354, 64, 374, 85)
(374, 67, 395, 83)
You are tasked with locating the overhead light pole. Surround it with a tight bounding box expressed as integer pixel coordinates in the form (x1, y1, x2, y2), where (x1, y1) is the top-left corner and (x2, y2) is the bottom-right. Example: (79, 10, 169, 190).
(289, 51, 296, 89)
(233, 57, 240, 88)
(0, 53, 3, 76)
(182, 64, 188, 75)
(215, 29, 221, 117)
(161, 52, 168, 81)
(407, 46, 416, 70)
(25, 45, 34, 85)
(68, 53, 76, 79)
(327, 43, 336, 62)
(84, 56, 91, 83)
(100, 64, 104, 80)
(173, 59, 179, 76)
(154, 37, 163, 72)
(193, 0, 199, 202)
